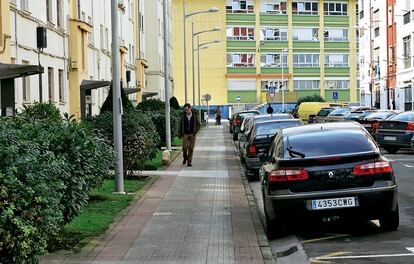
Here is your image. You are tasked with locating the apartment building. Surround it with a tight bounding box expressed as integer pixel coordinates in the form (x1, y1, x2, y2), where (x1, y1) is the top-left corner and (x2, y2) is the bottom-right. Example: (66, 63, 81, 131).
(144, 0, 173, 101)
(0, 0, 155, 118)
(172, 0, 358, 109)
(395, 0, 414, 111)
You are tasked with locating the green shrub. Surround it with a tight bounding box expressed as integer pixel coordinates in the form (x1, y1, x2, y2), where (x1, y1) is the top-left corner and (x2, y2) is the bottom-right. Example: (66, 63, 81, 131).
(144, 109, 179, 148)
(136, 99, 165, 111)
(87, 110, 159, 176)
(18, 102, 62, 123)
(0, 104, 114, 263)
(297, 94, 325, 106)
(0, 121, 66, 264)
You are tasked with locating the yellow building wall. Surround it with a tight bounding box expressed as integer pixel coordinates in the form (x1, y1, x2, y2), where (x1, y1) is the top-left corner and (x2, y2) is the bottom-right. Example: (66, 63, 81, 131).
(0, 0, 11, 63)
(172, 0, 227, 106)
(348, 0, 358, 102)
(135, 0, 144, 103)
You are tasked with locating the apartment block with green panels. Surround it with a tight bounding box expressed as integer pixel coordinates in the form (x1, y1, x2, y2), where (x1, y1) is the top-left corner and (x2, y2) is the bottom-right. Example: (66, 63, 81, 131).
(225, 0, 358, 104)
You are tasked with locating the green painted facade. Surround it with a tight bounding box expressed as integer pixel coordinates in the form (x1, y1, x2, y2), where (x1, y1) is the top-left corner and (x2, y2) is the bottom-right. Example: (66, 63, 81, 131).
(228, 91, 257, 104)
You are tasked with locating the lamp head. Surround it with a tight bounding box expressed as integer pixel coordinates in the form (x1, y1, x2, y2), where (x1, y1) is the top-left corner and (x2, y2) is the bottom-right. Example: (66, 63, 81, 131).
(209, 7, 219, 12)
(212, 27, 220, 31)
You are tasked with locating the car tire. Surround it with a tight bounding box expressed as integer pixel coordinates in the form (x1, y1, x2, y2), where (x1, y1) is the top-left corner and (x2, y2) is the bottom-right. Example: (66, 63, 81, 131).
(264, 200, 286, 239)
(383, 146, 399, 154)
(379, 206, 399, 231)
(233, 133, 238, 141)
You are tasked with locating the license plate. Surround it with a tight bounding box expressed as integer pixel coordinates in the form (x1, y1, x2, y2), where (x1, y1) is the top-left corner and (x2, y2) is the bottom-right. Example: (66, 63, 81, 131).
(384, 136, 397, 141)
(310, 197, 357, 210)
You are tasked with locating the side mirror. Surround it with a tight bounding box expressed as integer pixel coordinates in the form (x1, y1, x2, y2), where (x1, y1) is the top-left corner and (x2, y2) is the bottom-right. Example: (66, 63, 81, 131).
(258, 153, 267, 162)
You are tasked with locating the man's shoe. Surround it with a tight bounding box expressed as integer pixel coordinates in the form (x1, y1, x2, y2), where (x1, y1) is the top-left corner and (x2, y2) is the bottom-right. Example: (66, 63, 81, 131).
(187, 162, 192, 167)
(183, 160, 186, 165)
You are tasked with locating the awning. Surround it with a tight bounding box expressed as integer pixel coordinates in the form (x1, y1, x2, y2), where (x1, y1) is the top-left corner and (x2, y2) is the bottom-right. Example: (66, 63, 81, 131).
(123, 88, 139, 95)
(80, 80, 111, 90)
(0, 62, 43, 80)
(143, 91, 158, 99)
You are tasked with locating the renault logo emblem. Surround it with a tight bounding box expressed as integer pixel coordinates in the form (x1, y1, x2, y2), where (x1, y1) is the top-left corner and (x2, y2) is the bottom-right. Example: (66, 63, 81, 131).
(328, 171, 335, 178)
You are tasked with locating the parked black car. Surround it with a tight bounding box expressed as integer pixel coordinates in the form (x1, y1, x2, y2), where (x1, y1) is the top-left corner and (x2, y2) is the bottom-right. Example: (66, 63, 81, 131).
(376, 111, 414, 154)
(260, 122, 398, 238)
(231, 110, 260, 141)
(356, 110, 397, 136)
(238, 114, 293, 163)
(244, 119, 303, 180)
(313, 107, 336, 123)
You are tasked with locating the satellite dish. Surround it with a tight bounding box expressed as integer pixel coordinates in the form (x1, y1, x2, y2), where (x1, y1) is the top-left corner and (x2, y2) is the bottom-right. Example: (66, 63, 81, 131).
(204, 94, 211, 101)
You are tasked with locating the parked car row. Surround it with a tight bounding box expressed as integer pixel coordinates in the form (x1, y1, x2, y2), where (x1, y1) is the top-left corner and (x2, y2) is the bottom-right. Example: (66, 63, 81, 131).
(230, 110, 400, 239)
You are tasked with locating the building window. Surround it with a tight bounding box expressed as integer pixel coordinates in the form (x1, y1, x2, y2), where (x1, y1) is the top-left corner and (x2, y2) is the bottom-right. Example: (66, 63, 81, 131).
(226, 27, 255, 40)
(22, 60, 30, 101)
(403, 12, 411, 24)
(20, 0, 28, 11)
(293, 80, 320, 90)
(226, 0, 254, 14)
(324, 28, 348, 42)
(260, 27, 287, 41)
(374, 27, 380, 37)
(292, 1, 318, 15)
(293, 54, 319, 67)
(261, 80, 287, 91)
(260, 53, 287, 67)
(293, 28, 319, 41)
(325, 80, 349, 89)
(325, 54, 349, 67)
(227, 53, 255, 67)
(48, 67, 54, 102)
(100, 25, 104, 49)
(263, 1, 287, 14)
(46, 0, 52, 22)
(57, 0, 62, 28)
(403, 36, 411, 69)
(105, 27, 109, 50)
(88, 16, 93, 44)
(58, 69, 64, 103)
(323, 2, 348, 16)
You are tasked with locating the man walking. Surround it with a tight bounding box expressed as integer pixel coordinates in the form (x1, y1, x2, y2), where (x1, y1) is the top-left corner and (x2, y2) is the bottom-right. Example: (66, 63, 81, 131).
(178, 103, 200, 166)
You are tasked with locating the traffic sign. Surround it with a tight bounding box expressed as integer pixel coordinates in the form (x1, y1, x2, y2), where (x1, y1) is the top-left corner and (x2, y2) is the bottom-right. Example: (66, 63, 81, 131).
(236, 96, 241, 102)
(332, 91, 339, 100)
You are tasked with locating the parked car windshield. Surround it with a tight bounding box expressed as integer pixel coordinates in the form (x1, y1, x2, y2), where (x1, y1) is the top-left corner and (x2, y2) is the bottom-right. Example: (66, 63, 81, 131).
(284, 130, 377, 158)
(317, 108, 334, 117)
(239, 112, 259, 119)
(365, 111, 396, 120)
(328, 108, 350, 116)
(256, 121, 302, 136)
(389, 112, 414, 122)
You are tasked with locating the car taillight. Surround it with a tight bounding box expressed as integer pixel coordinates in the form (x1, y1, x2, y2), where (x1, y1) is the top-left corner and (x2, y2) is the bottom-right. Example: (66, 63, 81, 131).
(248, 144, 257, 155)
(234, 118, 241, 126)
(269, 169, 309, 182)
(353, 161, 393, 176)
(406, 123, 414, 131)
(371, 121, 379, 134)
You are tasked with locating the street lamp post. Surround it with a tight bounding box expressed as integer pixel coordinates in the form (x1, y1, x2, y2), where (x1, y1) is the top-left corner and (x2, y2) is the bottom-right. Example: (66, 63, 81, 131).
(163, 0, 171, 150)
(281, 48, 287, 111)
(191, 26, 220, 107)
(183, 3, 218, 104)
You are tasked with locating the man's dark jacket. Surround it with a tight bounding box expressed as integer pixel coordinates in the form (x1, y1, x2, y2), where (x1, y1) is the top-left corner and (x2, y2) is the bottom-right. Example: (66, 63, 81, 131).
(178, 110, 201, 138)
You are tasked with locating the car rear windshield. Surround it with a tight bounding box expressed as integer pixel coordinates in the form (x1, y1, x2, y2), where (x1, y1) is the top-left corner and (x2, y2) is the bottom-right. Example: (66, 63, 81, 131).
(328, 108, 351, 116)
(284, 130, 377, 158)
(256, 121, 302, 136)
(366, 112, 395, 120)
(389, 112, 414, 122)
(317, 108, 334, 116)
(239, 112, 259, 118)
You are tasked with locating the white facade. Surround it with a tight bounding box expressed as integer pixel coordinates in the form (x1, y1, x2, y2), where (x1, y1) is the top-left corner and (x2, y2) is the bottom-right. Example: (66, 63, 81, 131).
(395, 0, 414, 111)
(144, 0, 173, 101)
(358, 0, 388, 109)
(9, 0, 70, 113)
(8, 0, 141, 116)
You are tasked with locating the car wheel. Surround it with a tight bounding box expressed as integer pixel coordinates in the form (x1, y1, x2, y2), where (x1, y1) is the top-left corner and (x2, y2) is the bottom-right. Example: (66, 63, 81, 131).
(379, 206, 399, 231)
(264, 200, 286, 239)
(233, 133, 238, 141)
(383, 146, 399, 154)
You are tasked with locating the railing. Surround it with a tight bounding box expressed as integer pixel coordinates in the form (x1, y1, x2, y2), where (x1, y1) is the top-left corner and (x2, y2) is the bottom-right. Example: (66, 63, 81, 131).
(324, 37, 348, 42)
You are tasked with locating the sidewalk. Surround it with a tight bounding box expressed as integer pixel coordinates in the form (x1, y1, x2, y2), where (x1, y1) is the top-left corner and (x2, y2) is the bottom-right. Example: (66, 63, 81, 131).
(41, 124, 272, 264)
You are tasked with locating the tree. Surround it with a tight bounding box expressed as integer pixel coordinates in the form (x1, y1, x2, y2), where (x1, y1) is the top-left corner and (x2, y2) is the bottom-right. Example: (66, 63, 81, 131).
(297, 94, 325, 106)
(100, 83, 134, 114)
(169, 96, 180, 110)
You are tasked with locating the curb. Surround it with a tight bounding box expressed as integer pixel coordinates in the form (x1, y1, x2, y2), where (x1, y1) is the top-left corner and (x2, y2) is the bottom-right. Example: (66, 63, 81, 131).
(229, 133, 276, 264)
